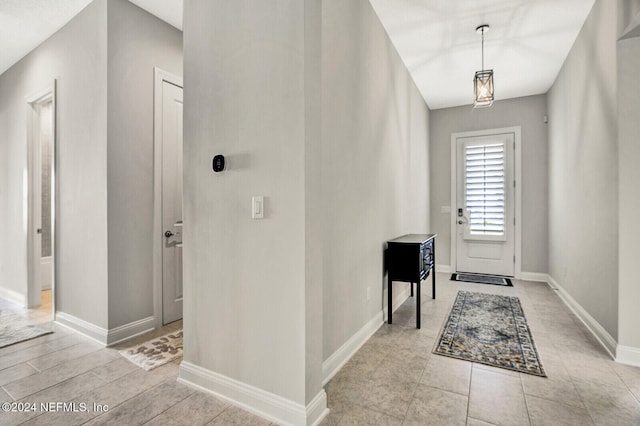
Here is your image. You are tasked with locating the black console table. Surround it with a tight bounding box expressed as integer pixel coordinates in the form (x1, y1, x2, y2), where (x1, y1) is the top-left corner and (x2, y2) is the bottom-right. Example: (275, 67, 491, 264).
(387, 234, 436, 329)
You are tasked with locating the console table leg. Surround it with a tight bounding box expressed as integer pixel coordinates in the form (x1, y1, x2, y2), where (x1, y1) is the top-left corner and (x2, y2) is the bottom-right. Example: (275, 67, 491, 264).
(417, 280, 421, 329)
(388, 275, 392, 324)
(410, 282, 414, 297)
(432, 239, 436, 299)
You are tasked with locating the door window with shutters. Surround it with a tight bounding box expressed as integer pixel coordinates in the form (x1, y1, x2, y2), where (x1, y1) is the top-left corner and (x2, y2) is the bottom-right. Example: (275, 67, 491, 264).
(464, 141, 506, 241)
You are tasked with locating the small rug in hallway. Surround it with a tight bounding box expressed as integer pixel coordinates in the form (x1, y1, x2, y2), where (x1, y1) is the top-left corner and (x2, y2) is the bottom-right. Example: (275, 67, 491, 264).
(434, 291, 546, 377)
(0, 311, 53, 348)
(451, 273, 513, 287)
(120, 330, 183, 371)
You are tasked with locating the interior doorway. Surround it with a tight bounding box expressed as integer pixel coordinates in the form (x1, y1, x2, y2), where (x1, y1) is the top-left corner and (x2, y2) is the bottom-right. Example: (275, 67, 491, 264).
(26, 83, 56, 318)
(154, 68, 184, 326)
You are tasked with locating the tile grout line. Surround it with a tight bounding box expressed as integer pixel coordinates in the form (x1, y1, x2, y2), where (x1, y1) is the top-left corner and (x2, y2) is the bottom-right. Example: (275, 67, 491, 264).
(518, 373, 532, 426)
(465, 364, 473, 424)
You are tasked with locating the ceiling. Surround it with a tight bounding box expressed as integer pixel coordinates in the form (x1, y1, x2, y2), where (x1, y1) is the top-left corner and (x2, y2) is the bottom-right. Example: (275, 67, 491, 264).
(369, 0, 595, 109)
(1, 1, 593, 110)
(0, 0, 92, 76)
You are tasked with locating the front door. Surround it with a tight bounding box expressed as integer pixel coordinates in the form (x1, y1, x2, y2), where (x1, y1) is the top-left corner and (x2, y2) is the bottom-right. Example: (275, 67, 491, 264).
(161, 80, 184, 324)
(455, 132, 515, 276)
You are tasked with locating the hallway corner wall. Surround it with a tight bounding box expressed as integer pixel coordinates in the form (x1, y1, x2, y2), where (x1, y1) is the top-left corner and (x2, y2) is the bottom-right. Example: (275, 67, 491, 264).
(547, 0, 619, 342)
(0, 0, 109, 328)
(106, 0, 183, 331)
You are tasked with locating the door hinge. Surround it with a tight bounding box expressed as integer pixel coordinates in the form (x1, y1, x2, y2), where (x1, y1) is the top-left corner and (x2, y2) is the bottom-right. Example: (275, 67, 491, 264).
(514, 217, 516, 226)
(513, 180, 516, 188)
(513, 255, 516, 263)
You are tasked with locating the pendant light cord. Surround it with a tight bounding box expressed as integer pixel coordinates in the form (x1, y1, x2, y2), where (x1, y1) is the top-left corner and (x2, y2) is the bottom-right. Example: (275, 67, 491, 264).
(481, 27, 485, 72)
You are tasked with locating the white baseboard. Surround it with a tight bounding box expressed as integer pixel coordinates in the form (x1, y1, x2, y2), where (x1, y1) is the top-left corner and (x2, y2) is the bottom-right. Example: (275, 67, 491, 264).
(0, 286, 26, 307)
(520, 272, 549, 282)
(55, 311, 108, 346)
(547, 275, 617, 359)
(322, 311, 383, 386)
(179, 361, 328, 426)
(436, 264, 451, 274)
(616, 345, 640, 367)
(107, 316, 155, 346)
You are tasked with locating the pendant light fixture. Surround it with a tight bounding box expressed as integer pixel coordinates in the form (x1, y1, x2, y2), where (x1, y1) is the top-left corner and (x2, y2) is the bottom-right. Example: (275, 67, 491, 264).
(473, 24, 494, 108)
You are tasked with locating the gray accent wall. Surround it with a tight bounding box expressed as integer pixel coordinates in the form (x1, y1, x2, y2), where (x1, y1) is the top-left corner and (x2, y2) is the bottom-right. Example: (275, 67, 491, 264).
(183, 0, 310, 404)
(106, 0, 183, 329)
(0, 0, 183, 334)
(321, 0, 431, 360)
(182, 0, 430, 407)
(429, 96, 549, 274)
(0, 0, 109, 327)
(547, 0, 619, 339)
(617, 33, 640, 348)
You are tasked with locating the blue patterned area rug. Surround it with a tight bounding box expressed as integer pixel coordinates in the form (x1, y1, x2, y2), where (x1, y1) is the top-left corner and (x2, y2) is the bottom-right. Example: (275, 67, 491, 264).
(434, 291, 546, 377)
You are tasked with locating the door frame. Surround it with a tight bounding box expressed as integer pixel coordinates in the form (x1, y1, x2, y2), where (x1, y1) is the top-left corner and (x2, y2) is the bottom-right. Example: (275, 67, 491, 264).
(26, 81, 57, 310)
(450, 126, 522, 278)
(153, 68, 183, 328)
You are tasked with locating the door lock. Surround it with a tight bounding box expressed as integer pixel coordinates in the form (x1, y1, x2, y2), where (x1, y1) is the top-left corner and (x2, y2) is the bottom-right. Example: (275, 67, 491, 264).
(164, 230, 174, 238)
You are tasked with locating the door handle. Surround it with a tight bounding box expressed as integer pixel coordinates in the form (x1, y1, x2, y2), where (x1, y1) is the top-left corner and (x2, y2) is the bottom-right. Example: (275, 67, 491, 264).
(164, 230, 174, 238)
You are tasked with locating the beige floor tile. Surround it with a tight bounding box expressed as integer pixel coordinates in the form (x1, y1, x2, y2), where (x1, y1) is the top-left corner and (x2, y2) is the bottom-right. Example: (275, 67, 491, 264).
(403, 384, 467, 426)
(420, 354, 471, 395)
(0, 342, 57, 370)
(89, 357, 139, 383)
(468, 368, 530, 426)
(28, 341, 103, 371)
(466, 418, 498, 425)
(4, 349, 116, 400)
(0, 362, 39, 386)
(573, 378, 640, 425)
(359, 379, 418, 418)
(336, 405, 402, 425)
(525, 395, 593, 426)
(84, 379, 193, 425)
(144, 391, 228, 425)
(521, 374, 584, 409)
(206, 406, 271, 425)
(611, 362, 640, 402)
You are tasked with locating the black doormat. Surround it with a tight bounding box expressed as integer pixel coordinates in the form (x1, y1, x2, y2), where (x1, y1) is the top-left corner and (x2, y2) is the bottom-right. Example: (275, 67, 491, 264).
(451, 273, 513, 287)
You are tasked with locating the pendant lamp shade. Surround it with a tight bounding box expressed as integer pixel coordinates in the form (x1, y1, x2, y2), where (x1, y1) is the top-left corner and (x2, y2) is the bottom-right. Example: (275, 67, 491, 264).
(473, 25, 494, 108)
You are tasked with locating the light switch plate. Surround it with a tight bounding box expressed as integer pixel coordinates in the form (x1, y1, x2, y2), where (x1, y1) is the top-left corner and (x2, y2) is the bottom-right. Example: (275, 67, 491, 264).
(441, 206, 451, 214)
(252, 196, 264, 219)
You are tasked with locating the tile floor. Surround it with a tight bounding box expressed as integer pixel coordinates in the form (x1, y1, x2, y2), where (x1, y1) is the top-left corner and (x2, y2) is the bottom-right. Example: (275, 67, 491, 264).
(1, 274, 640, 425)
(321, 273, 640, 425)
(0, 299, 270, 425)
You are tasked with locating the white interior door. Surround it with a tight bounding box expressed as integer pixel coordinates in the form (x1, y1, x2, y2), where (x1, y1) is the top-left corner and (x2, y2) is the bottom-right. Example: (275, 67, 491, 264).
(161, 80, 184, 324)
(456, 133, 515, 276)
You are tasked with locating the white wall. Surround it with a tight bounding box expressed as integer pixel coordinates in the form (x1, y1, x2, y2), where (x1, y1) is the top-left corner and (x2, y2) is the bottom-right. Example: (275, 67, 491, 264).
(0, 0, 109, 327)
(547, 0, 619, 339)
(321, 0, 431, 359)
(106, 0, 183, 329)
(429, 96, 548, 274)
(617, 34, 640, 352)
(182, 0, 310, 405)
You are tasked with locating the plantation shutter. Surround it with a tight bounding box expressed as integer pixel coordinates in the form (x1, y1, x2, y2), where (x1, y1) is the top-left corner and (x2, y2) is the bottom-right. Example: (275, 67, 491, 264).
(464, 142, 505, 237)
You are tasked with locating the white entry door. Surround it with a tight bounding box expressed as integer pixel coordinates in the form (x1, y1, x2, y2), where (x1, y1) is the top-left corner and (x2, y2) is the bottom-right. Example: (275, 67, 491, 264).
(161, 80, 184, 324)
(456, 133, 515, 276)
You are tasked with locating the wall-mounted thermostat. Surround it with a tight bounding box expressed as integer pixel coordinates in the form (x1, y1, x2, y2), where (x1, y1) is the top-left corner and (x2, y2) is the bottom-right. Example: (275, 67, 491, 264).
(212, 155, 225, 172)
